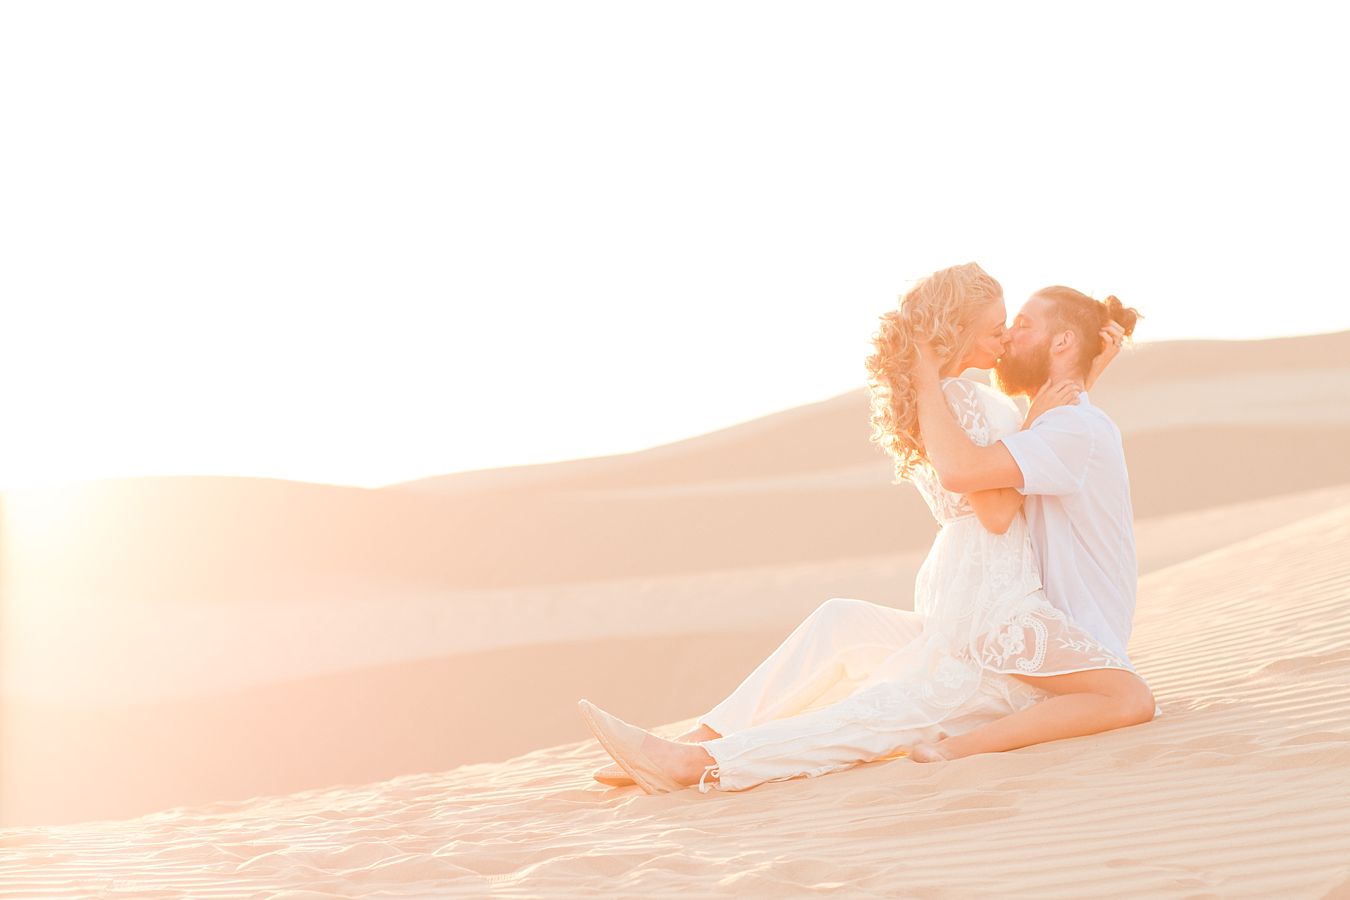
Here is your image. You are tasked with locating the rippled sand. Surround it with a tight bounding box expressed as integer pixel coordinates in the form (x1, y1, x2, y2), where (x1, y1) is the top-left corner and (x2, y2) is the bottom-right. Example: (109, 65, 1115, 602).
(5, 506, 1350, 898)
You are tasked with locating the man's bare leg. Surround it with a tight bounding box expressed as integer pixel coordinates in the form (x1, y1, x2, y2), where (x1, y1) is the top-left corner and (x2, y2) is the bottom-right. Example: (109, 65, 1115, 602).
(910, 668, 1156, 762)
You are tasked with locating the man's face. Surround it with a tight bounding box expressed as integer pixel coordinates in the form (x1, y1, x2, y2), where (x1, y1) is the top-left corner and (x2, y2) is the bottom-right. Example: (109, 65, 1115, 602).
(993, 295, 1056, 396)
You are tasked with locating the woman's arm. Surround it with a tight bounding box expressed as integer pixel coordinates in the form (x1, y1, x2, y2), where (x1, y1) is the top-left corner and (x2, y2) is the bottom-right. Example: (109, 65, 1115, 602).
(966, 487, 1024, 535)
(1084, 321, 1126, 391)
(912, 344, 1025, 493)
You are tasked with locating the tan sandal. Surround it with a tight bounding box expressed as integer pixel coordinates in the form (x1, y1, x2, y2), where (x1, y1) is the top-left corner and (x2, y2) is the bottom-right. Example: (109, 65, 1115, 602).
(591, 762, 634, 786)
(590, 721, 712, 786)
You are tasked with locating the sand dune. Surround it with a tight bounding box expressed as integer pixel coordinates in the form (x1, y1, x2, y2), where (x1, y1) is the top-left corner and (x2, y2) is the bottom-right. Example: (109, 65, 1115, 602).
(4, 502, 1349, 897)
(390, 330, 1350, 495)
(4, 333, 1348, 613)
(5, 482, 1350, 830)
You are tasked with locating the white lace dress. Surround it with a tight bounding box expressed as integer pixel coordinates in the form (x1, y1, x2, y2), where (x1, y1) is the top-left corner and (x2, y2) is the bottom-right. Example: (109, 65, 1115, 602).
(695, 376, 1142, 792)
(901, 377, 1137, 692)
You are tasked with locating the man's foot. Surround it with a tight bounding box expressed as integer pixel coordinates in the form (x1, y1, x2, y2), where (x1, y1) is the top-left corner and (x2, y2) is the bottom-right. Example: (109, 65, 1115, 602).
(908, 739, 958, 763)
(592, 722, 720, 785)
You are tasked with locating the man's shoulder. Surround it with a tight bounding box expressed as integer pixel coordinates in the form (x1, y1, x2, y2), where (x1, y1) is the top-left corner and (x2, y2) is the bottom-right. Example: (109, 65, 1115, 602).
(1038, 401, 1127, 467)
(1021, 404, 1125, 463)
(1039, 397, 1118, 436)
(1078, 397, 1123, 440)
(1030, 403, 1094, 434)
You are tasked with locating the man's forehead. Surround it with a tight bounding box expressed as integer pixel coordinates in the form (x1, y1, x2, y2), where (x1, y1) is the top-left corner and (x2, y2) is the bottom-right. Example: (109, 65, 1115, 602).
(1016, 296, 1054, 321)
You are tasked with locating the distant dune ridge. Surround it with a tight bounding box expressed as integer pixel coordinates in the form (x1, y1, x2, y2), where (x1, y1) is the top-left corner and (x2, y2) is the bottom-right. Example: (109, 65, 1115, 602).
(2, 331, 1350, 896)
(6, 333, 1350, 605)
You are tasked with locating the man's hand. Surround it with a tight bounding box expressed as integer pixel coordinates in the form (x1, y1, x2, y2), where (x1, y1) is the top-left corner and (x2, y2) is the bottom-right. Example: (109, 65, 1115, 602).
(1085, 321, 1126, 390)
(1024, 378, 1083, 429)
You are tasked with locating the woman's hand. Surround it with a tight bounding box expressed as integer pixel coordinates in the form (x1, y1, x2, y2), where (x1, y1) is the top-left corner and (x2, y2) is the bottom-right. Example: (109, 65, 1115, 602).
(1023, 378, 1083, 428)
(913, 339, 943, 382)
(1085, 321, 1127, 391)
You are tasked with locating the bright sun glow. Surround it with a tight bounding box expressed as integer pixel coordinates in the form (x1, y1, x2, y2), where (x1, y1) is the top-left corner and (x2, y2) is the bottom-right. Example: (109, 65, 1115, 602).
(2, 1, 1347, 491)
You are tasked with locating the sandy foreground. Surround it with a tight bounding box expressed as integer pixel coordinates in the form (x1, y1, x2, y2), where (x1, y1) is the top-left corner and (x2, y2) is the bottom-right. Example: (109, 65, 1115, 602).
(3, 505, 1350, 897)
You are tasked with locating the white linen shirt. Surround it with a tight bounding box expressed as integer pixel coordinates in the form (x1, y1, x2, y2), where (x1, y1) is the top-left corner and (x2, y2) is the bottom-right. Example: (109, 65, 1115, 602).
(998, 391, 1139, 665)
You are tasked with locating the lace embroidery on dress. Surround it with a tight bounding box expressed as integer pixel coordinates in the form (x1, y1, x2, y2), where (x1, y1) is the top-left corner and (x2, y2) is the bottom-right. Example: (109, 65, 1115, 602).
(909, 378, 1000, 525)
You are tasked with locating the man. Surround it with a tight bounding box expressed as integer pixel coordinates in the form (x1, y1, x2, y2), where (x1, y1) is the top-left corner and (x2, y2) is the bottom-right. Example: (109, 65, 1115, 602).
(906, 285, 1161, 763)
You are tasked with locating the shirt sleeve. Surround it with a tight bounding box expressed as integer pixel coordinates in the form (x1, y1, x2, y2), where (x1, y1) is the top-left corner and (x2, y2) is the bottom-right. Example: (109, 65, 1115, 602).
(998, 408, 1097, 496)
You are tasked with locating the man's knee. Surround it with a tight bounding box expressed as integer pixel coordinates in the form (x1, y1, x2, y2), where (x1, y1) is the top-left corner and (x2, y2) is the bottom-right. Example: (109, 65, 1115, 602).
(1115, 678, 1157, 726)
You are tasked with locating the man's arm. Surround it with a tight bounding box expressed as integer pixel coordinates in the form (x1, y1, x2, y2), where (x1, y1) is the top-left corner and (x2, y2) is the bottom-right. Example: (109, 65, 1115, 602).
(912, 347, 1025, 494)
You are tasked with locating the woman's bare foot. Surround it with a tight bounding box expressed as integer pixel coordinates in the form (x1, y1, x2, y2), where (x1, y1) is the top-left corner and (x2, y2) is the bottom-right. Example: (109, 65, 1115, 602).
(638, 733, 718, 786)
(591, 721, 722, 786)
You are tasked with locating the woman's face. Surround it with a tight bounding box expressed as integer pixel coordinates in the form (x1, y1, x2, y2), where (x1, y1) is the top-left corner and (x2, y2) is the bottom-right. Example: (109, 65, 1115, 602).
(959, 297, 1010, 370)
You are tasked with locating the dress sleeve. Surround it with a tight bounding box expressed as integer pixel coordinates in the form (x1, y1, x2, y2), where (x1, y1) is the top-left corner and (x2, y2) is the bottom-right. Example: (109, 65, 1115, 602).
(939, 378, 995, 447)
(998, 408, 1096, 496)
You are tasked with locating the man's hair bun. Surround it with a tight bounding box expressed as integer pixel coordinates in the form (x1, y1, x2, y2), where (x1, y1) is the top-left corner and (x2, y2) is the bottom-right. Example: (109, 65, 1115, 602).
(1032, 284, 1145, 376)
(1101, 295, 1140, 338)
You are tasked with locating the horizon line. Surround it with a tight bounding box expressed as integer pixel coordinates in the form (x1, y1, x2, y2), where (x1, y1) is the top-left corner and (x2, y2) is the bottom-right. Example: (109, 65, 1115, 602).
(3, 326, 1347, 495)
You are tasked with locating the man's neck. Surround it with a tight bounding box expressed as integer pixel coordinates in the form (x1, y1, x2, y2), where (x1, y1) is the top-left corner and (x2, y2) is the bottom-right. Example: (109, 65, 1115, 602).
(1030, 361, 1084, 398)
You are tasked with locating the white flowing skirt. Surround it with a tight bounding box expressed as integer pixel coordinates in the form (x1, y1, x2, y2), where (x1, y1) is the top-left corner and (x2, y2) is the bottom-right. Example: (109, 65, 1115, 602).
(696, 514, 1147, 792)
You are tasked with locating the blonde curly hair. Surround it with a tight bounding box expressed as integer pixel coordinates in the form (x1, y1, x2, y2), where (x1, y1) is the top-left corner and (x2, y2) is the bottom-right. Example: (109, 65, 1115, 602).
(865, 262, 1004, 483)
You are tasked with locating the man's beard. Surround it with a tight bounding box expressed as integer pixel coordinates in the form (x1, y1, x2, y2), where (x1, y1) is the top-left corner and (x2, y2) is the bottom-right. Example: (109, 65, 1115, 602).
(993, 340, 1052, 397)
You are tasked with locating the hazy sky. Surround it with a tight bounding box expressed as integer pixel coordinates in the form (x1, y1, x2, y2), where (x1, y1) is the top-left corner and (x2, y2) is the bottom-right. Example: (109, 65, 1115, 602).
(2, 2, 1346, 490)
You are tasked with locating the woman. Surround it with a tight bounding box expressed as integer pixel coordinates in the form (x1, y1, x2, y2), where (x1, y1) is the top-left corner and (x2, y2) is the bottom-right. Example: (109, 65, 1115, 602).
(578, 262, 1147, 794)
